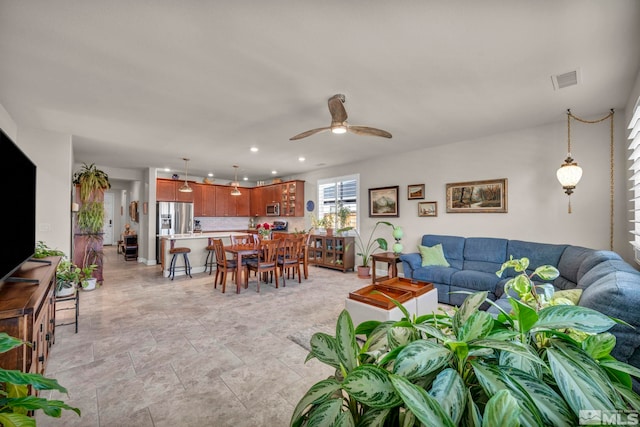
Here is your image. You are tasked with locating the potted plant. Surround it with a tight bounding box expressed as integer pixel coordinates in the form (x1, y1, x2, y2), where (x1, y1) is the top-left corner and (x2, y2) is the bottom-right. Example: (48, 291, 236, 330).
(55, 259, 80, 297)
(80, 263, 98, 291)
(72, 163, 110, 285)
(310, 214, 335, 236)
(336, 202, 351, 230)
(339, 221, 395, 278)
(291, 257, 640, 426)
(33, 240, 65, 259)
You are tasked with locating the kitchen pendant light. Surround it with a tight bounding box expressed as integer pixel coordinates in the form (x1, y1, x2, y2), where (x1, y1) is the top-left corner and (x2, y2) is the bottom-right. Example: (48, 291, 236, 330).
(178, 157, 193, 193)
(230, 165, 241, 196)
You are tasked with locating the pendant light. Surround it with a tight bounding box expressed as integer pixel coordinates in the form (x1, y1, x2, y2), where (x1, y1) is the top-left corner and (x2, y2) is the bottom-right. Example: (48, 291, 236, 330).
(230, 165, 241, 196)
(178, 157, 193, 193)
(556, 110, 582, 212)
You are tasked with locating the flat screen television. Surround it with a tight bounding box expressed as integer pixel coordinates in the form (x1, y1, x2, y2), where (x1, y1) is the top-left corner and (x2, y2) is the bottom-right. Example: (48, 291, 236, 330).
(0, 127, 37, 283)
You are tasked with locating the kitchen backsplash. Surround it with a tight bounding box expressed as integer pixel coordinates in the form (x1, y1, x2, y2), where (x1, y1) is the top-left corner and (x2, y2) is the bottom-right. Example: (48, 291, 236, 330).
(196, 216, 306, 232)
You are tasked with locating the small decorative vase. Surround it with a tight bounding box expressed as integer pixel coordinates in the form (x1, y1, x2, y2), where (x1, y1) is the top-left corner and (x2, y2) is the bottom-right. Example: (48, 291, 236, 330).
(392, 226, 404, 240)
(393, 242, 403, 255)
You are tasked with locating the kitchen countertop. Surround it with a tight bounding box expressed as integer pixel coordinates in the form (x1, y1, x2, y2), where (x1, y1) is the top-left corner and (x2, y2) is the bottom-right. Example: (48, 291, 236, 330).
(159, 231, 249, 240)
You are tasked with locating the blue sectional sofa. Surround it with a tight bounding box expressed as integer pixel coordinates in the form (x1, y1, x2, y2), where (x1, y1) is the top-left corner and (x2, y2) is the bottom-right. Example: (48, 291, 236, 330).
(400, 234, 640, 368)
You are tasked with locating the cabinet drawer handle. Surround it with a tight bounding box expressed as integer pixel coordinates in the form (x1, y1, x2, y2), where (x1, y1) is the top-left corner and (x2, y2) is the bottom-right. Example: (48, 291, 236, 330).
(45, 333, 50, 341)
(38, 355, 44, 363)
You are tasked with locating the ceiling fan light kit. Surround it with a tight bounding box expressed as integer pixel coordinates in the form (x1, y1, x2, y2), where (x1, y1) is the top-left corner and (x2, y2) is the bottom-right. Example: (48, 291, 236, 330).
(290, 94, 392, 140)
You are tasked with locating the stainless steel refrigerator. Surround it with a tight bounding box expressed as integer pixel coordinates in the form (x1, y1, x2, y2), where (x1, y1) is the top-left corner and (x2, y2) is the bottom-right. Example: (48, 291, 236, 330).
(156, 202, 194, 262)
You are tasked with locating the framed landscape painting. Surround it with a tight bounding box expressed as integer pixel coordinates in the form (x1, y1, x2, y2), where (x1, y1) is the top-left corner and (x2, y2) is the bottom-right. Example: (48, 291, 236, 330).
(446, 178, 508, 213)
(407, 184, 425, 200)
(418, 201, 437, 217)
(369, 186, 399, 217)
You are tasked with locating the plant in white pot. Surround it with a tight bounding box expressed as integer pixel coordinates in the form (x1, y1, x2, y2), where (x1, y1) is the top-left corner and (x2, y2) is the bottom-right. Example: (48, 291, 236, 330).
(55, 259, 80, 297)
(80, 264, 98, 291)
(339, 221, 397, 278)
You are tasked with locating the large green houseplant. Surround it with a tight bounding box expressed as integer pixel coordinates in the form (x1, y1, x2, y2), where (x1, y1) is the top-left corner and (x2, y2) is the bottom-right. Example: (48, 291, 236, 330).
(291, 257, 640, 426)
(339, 221, 398, 278)
(72, 163, 110, 285)
(0, 333, 80, 425)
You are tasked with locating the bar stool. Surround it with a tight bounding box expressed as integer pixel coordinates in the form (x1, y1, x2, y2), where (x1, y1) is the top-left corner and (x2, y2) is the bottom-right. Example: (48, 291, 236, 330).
(169, 239, 192, 280)
(204, 237, 216, 275)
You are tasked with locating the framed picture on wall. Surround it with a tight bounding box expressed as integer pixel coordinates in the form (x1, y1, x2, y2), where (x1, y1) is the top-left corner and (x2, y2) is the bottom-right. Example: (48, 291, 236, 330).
(369, 186, 399, 217)
(407, 184, 425, 200)
(445, 178, 508, 213)
(418, 201, 437, 217)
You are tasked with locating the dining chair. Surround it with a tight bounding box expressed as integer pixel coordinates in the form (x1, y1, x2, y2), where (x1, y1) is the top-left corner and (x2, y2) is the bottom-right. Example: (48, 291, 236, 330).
(297, 233, 311, 280)
(204, 237, 216, 275)
(246, 239, 281, 292)
(278, 236, 303, 286)
(230, 234, 256, 245)
(212, 238, 246, 293)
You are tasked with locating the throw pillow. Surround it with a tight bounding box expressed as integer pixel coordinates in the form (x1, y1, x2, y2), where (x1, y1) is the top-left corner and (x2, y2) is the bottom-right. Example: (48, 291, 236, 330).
(419, 244, 450, 267)
(553, 288, 583, 305)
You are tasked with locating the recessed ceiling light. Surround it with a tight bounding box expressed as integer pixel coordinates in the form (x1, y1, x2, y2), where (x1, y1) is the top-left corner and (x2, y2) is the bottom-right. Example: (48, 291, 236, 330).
(208, 173, 214, 177)
(271, 170, 277, 175)
(298, 156, 306, 162)
(243, 176, 248, 181)
(250, 147, 259, 152)
(164, 168, 171, 172)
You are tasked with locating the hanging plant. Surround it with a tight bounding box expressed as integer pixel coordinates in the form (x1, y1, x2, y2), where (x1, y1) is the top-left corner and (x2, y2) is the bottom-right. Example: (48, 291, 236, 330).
(77, 201, 105, 234)
(73, 163, 110, 203)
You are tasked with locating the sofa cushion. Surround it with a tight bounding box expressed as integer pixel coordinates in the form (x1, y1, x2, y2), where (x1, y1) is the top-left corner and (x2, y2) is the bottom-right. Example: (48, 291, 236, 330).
(579, 270, 640, 364)
(578, 259, 639, 290)
(577, 250, 623, 282)
(412, 266, 459, 286)
(421, 235, 465, 270)
(451, 270, 502, 293)
(505, 240, 567, 277)
(555, 246, 593, 290)
(463, 237, 508, 274)
(419, 244, 450, 267)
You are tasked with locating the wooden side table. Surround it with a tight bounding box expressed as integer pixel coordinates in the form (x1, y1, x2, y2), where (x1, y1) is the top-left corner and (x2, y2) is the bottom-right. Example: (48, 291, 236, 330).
(371, 252, 401, 283)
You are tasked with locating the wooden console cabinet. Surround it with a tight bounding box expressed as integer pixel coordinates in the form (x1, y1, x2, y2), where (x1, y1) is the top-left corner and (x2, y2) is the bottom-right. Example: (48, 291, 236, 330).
(0, 257, 60, 375)
(308, 235, 355, 272)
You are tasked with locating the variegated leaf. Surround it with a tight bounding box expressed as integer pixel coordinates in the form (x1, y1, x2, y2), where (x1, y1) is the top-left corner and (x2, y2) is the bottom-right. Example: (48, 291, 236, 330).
(533, 264, 560, 281)
(499, 351, 542, 378)
(342, 365, 402, 409)
(613, 382, 640, 412)
(428, 368, 466, 425)
(336, 310, 359, 373)
(482, 389, 521, 427)
(453, 292, 488, 334)
(552, 341, 625, 408)
(534, 305, 616, 333)
(504, 367, 574, 427)
(547, 346, 617, 415)
(582, 333, 616, 360)
(413, 323, 450, 342)
(458, 311, 493, 342)
(393, 340, 451, 380)
(309, 332, 341, 370)
(290, 378, 342, 426)
(364, 321, 395, 353)
(358, 408, 391, 427)
(599, 358, 640, 379)
(307, 398, 344, 427)
(508, 298, 538, 334)
(0, 333, 26, 353)
(355, 320, 381, 337)
(388, 325, 415, 349)
(470, 339, 544, 366)
(464, 388, 483, 427)
(389, 374, 456, 427)
(0, 413, 34, 427)
(400, 409, 415, 427)
(334, 410, 355, 427)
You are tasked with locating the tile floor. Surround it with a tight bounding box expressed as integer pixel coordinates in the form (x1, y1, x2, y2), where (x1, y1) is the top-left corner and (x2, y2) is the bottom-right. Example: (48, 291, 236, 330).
(37, 246, 371, 427)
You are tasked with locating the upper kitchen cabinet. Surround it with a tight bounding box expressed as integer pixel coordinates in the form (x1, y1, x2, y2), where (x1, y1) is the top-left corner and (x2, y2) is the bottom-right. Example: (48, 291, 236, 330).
(280, 180, 304, 217)
(214, 185, 249, 217)
(156, 178, 194, 202)
(194, 184, 216, 217)
(250, 187, 265, 217)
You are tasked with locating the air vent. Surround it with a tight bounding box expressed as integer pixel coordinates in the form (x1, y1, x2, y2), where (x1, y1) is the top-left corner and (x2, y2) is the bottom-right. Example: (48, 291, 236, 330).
(551, 69, 581, 90)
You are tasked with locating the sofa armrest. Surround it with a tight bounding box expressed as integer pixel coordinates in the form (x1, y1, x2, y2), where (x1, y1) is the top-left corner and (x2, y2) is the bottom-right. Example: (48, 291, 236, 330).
(400, 253, 421, 278)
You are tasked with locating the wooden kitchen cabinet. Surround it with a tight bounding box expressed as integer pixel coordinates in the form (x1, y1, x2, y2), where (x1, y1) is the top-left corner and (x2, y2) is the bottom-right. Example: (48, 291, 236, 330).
(235, 190, 250, 216)
(250, 187, 265, 217)
(280, 180, 304, 217)
(195, 184, 216, 217)
(0, 257, 60, 376)
(215, 186, 232, 216)
(156, 178, 194, 202)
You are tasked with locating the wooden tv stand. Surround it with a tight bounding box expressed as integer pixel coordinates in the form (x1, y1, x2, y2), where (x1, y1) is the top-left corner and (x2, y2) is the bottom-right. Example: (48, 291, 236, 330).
(0, 256, 60, 375)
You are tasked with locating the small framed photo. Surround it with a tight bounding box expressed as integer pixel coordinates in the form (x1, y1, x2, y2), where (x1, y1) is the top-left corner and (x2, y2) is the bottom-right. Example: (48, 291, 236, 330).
(446, 178, 508, 213)
(418, 201, 437, 217)
(369, 186, 399, 217)
(407, 184, 425, 200)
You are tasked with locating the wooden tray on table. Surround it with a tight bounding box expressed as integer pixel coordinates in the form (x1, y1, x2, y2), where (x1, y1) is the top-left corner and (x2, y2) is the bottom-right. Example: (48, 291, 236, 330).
(348, 284, 413, 309)
(377, 277, 434, 297)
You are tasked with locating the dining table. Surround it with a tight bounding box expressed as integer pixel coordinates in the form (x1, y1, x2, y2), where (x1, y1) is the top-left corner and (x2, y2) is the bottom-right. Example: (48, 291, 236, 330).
(224, 244, 259, 293)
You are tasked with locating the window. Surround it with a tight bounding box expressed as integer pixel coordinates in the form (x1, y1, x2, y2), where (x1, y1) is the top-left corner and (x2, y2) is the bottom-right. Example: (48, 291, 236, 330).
(628, 96, 640, 265)
(318, 174, 359, 229)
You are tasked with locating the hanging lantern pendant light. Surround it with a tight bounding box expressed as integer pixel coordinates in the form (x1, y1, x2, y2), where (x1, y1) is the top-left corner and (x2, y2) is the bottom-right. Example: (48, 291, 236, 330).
(556, 110, 582, 213)
(178, 157, 193, 193)
(230, 165, 241, 196)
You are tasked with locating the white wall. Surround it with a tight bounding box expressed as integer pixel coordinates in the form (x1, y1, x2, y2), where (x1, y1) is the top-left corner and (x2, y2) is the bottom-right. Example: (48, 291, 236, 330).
(18, 127, 73, 256)
(0, 103, 17, 141)
(293, 111, 633, 265)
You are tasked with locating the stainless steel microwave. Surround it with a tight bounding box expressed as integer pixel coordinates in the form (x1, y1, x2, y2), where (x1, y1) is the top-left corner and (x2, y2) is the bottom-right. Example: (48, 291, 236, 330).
(266, 203, 280, 216)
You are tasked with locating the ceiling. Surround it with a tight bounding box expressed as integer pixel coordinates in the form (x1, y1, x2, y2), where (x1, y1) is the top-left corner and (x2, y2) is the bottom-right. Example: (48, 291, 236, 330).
(1, 1, 639, 182)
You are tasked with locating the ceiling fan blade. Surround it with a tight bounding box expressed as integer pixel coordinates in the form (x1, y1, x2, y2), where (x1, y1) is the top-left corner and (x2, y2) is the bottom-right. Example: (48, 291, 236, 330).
(348, 126, 392, 138)
(289, 127, 331, 140)
(328, 94, 348, 123)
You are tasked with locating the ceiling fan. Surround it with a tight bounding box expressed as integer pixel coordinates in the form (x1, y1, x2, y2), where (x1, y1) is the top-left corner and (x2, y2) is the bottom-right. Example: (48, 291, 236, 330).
(289, 94, 392, 140)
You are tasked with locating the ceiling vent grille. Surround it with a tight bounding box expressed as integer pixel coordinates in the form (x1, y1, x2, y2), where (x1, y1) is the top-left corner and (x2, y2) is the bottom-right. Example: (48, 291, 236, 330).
(552, 69, 581, 90)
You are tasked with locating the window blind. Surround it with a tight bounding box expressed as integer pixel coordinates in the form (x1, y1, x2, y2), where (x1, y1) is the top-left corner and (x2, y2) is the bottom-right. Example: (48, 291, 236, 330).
(628, 96, 640, 265)
(318, 174, 359, 229)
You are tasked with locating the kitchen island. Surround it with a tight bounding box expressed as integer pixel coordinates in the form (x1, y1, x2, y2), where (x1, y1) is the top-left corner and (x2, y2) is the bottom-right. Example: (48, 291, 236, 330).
(158, 232, 250, 278)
